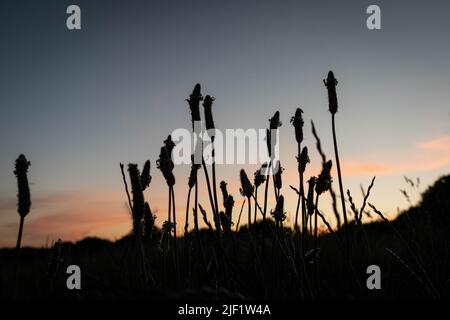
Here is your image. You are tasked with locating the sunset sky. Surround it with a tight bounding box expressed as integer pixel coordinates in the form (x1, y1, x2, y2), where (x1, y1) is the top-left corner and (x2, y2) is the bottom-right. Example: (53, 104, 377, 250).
(0, 0, 449, 247)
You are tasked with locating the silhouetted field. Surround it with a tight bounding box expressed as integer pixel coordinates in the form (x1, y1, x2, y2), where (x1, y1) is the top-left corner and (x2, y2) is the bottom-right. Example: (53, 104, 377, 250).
(2, 76, 450, 300)
(1, 174, 449, 299)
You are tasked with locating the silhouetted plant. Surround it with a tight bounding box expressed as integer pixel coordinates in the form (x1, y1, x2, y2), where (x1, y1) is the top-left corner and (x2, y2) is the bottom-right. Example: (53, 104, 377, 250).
(187, 83, 202, 130)
(13, 154, 31, 298)
(160, 221, 175, 252)
(14, 154, 31, 250)
(141, 160, 152, 191)
(219, 211, 233, 233)
(128, 163, 154, 287)
(291, 108, 305, 231)
(186, 85, 207, 273)
(157, 135, 180, 283)
(220, 181, 235, 229)
(239, 169, 254, 228)
(324, 70, 349, 254)
(185, 155, 200, 237)
(198, 204, 213, 231)
(271, 195, 286, 228)
(306, 177, 317, 241)
(253, 165, 266, 224)
(203, 95, 222, 237)
(298, 146, 310, 249)
(9, 71, 449, 300)
(313, 160, 332, 292)
(273, 161, 284, 200)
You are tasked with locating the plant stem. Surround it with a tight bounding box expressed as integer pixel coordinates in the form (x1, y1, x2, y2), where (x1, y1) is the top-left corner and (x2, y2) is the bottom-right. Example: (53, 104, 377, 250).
(235, 198, 246, 232)
(13, 216, 25, 299)
(247, 196, 252, 229)
(294, 143, 302, 229)
(332, 113, 349, 255)
(314, 193, 320, 295)
(171, 186, 180, 285)
(120, 163, 133, 214)
(184, 187, 192, 239)
(201, 158, 221, 241)
(254, 187, 258, 224)
(211, 138, 220, 226)
(184, 186, 192, 283)
(262, 161, 271, 262)
(193, 182, 207, 272)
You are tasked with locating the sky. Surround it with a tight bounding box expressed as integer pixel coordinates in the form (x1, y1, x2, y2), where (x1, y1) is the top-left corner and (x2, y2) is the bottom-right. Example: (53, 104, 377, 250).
(0, 0, 449, 247)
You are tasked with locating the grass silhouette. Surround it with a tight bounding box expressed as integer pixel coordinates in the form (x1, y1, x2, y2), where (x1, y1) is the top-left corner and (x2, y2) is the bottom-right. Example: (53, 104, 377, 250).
(3, 72, 450, 300)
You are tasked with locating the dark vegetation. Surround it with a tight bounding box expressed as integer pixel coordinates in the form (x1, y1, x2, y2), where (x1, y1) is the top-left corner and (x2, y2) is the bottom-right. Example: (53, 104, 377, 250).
(2, 72, 450, 300)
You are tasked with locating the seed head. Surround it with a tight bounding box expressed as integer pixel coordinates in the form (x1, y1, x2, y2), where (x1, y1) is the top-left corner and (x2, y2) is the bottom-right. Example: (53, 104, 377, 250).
(269, 111, 282, 130)
(239, 169, 254, 198)
(164, 135, 175, 155)
(140, 160, 152, 191)
(273, 161, 284, 190)
(297, 146, 310, 173)
(160, 221, 175, 251)
(128, 164, 146, 235)
(323, 70, 338, 114)
(203, 95, 216, 132)
(271, 195, 286, 224)
(14, 154, 31, 218)
(224, 195, 234, 221)
(290, 108, 304, 144)
(316, 160, 333, 195)
(220, 180, 229, 202)
(156, 136, 176, 187)
(254, 165, 267, 188)
(187, 84, 203, 130)
(307, 177, 316, 216)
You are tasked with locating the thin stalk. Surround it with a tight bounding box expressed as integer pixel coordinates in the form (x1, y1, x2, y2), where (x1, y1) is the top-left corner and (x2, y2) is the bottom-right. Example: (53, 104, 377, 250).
(201, 158, 221, 243)
(309, 213, 313, 249)
(202, 153, 226, 285)
(253, 198, 304, 298)
(300, 171, 306, 254)
(235, 198, 246, 232)
(254, 187, 258, 224)
(15, 215, 24, 255)
(294, 142, 301, 229)
(167, 185, 175, 286)
(168, 186, 172, 224)
(261, 161, 271, 262)
(171, 186, 180, 285)
(247, 196, 252, 229)
(314, 193, 320, 294)
(193, 182, 207, 272)
(13, 216, 25, 298)
(272, 174, 278, 200)
(332, 114, 349, 255)
(120, 163, 133, 213)
(211, 137, 220, 226)
(183, 186, 192, 284)
(184, 187, 192, 239)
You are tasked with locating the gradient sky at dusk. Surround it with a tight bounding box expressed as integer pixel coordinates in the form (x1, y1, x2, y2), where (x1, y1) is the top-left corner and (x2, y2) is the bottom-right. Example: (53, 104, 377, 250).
(1, 0, 449, 247)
